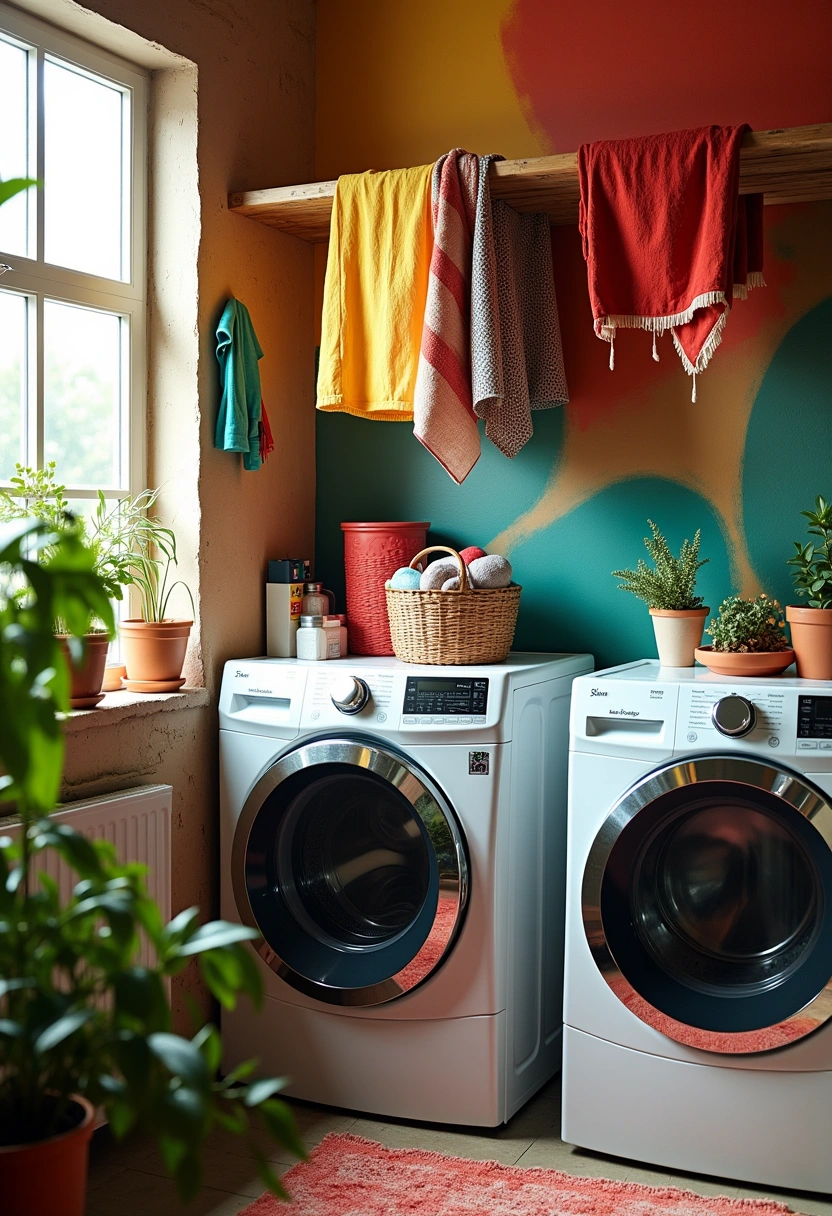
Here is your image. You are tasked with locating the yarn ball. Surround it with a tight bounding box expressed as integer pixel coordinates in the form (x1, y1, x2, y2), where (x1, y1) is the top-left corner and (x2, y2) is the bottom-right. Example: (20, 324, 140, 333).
(459, 546, 487, 565)
(389, 566, 422, 590)
(419, 557, 462, 591)
(467, 554, 512, 588)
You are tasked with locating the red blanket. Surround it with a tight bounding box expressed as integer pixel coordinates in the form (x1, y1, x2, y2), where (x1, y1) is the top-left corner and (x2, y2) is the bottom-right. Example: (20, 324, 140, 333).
(578, 125, 764, 399)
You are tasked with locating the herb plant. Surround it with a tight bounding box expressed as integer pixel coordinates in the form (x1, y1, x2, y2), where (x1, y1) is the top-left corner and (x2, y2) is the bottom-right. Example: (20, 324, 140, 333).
(706, 594, 791, 653)
(788, 496, 832, 609)
(0, 520, 302, 1202)
(612, 520, 708, 610)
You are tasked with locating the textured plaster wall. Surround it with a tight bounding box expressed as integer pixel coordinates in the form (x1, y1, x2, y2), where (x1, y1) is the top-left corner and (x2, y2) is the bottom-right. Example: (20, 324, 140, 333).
(314, 0, 832, 671)
(15, 0, 317, 1019)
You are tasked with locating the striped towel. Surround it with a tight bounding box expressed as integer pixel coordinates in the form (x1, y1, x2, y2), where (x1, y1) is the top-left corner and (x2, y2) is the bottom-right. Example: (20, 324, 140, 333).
(413, 151, 481, 484)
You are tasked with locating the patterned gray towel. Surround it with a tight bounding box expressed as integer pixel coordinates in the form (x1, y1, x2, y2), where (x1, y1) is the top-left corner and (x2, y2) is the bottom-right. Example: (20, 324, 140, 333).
(471, 155, 569, 459)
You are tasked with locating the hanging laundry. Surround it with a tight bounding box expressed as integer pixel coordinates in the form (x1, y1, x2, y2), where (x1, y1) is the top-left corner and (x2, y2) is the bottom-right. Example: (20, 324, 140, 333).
(472, 178, 569, 458)
(317, 164, 433, 420)
(215, 297, 264, 471)
(413, 151, 481, 483)
(259, 401, 274, 464)
(578, 125, 764, 401)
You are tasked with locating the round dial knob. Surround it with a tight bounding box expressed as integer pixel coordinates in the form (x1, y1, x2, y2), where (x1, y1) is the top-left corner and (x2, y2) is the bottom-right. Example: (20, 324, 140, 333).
(330, 675, 370, 715)
(711, 694, 756, 738)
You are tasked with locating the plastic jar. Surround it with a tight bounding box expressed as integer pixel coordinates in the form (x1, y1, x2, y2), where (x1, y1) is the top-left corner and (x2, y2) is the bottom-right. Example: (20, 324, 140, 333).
(325, 614, 348, 657)
(301, 582, 335, 617)
(296, 615, 341, 661)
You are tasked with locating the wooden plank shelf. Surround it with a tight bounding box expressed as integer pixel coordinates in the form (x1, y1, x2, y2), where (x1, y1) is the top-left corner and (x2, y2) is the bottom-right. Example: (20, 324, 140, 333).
(228, 124, 832, 243)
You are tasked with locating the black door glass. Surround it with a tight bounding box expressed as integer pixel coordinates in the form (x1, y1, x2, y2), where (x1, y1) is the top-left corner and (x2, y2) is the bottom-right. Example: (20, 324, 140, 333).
(277, 771, 431, 947)
(600, 779, 832, 1033)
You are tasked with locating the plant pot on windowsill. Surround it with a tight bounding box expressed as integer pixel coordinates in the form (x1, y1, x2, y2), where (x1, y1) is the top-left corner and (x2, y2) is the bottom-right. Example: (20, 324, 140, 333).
(2, 1094, 95, 1216)
(694, 646, 796, 678)
(649, 607, 709, 667)
(57, 632, 110, 709)
(120, 619, 193, 692)
(786, 606, 832, 680)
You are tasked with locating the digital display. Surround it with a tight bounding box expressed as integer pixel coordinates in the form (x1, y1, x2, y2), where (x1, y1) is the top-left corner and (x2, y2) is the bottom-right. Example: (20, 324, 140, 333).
(798, 695, 832, 738)
(403, 677, 488, 716)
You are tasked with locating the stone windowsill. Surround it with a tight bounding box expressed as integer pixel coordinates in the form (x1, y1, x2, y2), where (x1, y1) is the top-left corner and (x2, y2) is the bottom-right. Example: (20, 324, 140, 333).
(62, 686, 211, 732)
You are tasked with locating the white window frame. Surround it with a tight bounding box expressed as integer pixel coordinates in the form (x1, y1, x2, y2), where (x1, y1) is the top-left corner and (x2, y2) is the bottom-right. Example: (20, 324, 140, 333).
(0, 1, 147, 505)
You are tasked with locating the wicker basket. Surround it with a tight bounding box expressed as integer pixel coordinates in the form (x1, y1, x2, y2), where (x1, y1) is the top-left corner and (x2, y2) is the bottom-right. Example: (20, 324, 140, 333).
(386, 546, 521, 666)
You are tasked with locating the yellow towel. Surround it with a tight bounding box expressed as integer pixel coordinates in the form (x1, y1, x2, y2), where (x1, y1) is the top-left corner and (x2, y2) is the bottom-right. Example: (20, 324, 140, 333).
(316, 164, 433, 421)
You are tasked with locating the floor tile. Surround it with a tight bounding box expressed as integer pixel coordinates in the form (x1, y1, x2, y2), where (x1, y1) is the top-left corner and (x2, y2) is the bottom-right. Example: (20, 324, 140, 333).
(348, 1115, 535, 1165)
(85, 1167, 252, 1216)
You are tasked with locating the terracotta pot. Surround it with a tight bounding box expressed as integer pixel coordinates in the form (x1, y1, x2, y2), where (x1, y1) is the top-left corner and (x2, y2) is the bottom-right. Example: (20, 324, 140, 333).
(695, 646, 796, 678)
(57, 633, 110, 707)
(649, 607, 709, 667)
(786, 606, 832, 680)
(120, 619, 193, 683)
(0, 1094, 94, 1216)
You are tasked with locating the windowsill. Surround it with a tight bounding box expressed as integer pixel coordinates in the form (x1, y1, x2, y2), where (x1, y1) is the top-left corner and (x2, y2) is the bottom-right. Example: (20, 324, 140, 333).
(62, 686, 211, 732)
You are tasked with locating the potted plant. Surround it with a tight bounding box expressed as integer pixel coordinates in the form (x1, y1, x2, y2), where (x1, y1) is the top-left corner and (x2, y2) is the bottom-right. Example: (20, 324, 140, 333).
(0, 464, 112, 707)
(0, 518, 303, 1215)
(787, 496, 832, 680)
(613, 520, 709, 666)
(696, 593, 795, 677)
(85, 489, 195, 691)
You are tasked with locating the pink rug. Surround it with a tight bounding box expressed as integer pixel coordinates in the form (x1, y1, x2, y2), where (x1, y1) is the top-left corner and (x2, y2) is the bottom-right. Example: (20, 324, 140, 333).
(239, 1132, 796, 1215)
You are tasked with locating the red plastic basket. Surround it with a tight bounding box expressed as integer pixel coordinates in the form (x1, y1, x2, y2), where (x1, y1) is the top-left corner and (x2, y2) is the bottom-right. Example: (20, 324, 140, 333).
(342, 521, 429, 655)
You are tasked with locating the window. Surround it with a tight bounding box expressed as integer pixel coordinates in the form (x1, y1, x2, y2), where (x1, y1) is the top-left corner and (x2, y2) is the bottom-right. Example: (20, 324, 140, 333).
(0, 3, 147, 530)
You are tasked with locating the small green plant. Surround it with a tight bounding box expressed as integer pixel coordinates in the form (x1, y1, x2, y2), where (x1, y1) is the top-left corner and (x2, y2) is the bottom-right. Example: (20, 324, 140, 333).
(706, 594, 791, 653)
(0, 462, 72, 535)
(788, 495, 832, 609)
(613, 520, 708, 610)
(0, 176, 39, 209)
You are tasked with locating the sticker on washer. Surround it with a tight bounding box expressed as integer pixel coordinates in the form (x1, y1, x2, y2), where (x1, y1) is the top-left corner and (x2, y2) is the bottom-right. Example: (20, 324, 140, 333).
(469, 751, 489, 775)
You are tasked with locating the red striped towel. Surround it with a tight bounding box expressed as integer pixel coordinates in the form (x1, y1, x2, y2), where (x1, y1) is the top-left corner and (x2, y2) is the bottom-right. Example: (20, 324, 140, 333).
(578, 125, 765, 400)
(413, 151, 481, 484)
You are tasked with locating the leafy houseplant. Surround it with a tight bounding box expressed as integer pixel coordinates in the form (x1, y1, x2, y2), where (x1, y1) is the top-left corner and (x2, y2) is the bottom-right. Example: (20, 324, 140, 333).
(0, 464, 112, 706)
(787, 496, 832, 680)
(613, 520, 710, 667)
(0, 519, 303, 1216)
(697, 594, 795, 677)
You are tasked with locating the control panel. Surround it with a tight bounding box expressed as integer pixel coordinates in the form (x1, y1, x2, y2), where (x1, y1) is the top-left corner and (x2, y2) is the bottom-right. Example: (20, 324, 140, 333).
(798, 696, 832, 749)
(403, 677, 489, 725)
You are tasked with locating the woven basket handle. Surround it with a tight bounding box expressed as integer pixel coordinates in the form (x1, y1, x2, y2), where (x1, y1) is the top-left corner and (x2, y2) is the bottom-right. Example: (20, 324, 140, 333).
(408, 546, 470, 595)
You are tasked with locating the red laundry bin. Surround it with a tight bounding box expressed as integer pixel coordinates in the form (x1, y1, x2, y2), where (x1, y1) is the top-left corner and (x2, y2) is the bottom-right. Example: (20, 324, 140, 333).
(342, 521, 430, 655)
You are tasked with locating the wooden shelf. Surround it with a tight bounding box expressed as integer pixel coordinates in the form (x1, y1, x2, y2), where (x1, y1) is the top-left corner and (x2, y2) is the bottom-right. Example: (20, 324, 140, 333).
(228, 124, 832, 243)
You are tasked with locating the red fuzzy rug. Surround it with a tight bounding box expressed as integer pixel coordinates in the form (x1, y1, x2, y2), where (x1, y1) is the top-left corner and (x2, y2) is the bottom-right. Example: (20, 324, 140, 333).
(239, 1132, 796, 1215)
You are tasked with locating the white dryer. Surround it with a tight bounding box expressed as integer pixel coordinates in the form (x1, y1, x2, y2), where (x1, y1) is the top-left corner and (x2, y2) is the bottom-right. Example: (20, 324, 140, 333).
(220, 651, 591, 1127)
(564, 660, 832, 1192)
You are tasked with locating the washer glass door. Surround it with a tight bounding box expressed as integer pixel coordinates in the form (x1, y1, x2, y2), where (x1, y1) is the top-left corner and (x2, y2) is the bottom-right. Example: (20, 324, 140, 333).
(583, 755, 832, 1052)
(233, 738, 468, 1006)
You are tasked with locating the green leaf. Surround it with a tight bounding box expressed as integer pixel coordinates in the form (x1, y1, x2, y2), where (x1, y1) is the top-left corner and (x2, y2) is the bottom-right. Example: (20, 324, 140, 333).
(0, 177, 38, 207)
(259, 1097, 307, 1160)
(252, 1146, 290, 1201)
(148, 1032, 210, 1090)
(175, 921, 258, 957)
(244, 1078, 287, 1107)
(34, 1008, 92, 1053)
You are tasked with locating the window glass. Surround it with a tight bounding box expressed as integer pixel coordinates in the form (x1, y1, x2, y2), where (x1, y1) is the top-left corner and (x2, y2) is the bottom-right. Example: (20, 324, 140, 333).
(0, 36, 30, 258)
(44, 299, 122, 487)
(0, 289, 27, 481)
(44, 57, 125, 280)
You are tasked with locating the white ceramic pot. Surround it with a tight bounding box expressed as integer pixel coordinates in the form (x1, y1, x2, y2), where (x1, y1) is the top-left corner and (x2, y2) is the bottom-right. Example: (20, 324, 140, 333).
(649, 607, 709, 667)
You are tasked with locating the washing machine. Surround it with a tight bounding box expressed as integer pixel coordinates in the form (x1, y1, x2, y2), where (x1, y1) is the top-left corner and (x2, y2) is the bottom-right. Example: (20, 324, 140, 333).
(219, 651, 592, 1126)
(563, 659, 832, 1192)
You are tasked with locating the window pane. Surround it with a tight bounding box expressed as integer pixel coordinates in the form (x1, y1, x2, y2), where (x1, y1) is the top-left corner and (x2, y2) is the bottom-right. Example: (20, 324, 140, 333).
(44, 58, 126, 280)
(0, 290, 27, 481)
(0, 37, 30, 258)
(44, 300, 122, 488)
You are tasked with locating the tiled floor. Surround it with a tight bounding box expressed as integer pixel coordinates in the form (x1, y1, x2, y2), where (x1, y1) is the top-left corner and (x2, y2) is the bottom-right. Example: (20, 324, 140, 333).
(86, 1076, 832, 1215)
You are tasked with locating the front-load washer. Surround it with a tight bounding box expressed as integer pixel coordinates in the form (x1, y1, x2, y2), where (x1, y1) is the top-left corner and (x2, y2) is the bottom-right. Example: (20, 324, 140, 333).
(220, 651, 592, 1126)
(563, 659, 832, 1192)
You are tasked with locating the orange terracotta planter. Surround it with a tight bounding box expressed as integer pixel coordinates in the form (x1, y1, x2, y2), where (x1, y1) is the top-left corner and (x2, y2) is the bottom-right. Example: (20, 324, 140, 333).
(57, 633, 110, 708)
(120, 619, 193, 685)
(786, 606, 832, 680)
(649, 607, 709, 667)
(0, 1095, 94, 1216)
(695, 646, 796, 678)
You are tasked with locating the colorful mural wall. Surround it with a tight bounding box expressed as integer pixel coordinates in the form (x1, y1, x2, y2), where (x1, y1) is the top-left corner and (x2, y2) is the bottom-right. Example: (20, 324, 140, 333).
(314, 0, 832, 668)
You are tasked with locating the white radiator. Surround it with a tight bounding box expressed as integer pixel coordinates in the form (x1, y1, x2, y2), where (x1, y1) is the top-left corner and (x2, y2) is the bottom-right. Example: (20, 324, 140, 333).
(9, 784, 172, 967)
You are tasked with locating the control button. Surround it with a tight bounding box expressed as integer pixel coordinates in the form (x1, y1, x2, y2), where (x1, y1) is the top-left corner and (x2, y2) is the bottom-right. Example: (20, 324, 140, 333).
(769, 737, 780, 748)
(457, 716, 473, 724)
(687, 732, 698, 743)
(798, 740, 819, 750)
(403, 716, 417, 724)
(376, 711, 387, 723)
(711, 695, 756, 738)
(330, 675, 371, 716)
(820, 741, 832, 751)
(473, 716, 486, 724)
(419, 717, 433, 724)
(310, 710, 320, 720)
